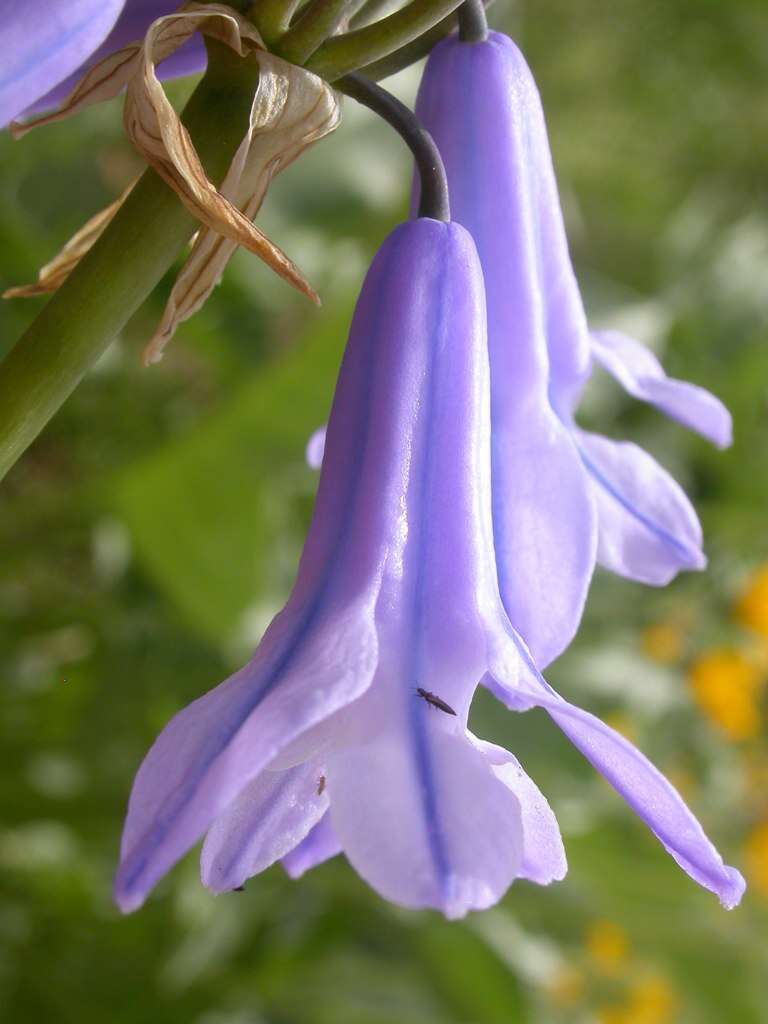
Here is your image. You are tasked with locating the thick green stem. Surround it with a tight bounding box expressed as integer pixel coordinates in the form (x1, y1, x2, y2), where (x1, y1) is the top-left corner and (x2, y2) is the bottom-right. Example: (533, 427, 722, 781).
(0, 42, 259, 482)
(274, 0, 354, 64)
(349, 0, 396, 30)
(305, 0, 464, 80)
(250, 0, 303, 46)
(359, 0, 493, 79)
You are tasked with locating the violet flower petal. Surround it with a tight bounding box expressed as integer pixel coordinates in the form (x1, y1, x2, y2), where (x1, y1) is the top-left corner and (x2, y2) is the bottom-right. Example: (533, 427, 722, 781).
(327, 724, 523, 920)
(590, 330, 733, 448)
(285, 732, 564, 891)
(415, 31, 597, 669)
(201, 760, 328, 893)
(114, 601, 377, 912)
(305, 426, 326, 471)
(0, 0, 125, 127)
(473, 737, 566, 886)
(486, 644, 745, 909)
(282, 812, 342, 879)
(487, 419, 597, 669)
(574, 428, 706, 583)
(421, 33, 595, 418)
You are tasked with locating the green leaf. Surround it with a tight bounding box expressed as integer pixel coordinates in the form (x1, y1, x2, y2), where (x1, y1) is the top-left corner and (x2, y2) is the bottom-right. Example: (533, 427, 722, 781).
(111, 303, 350, 648)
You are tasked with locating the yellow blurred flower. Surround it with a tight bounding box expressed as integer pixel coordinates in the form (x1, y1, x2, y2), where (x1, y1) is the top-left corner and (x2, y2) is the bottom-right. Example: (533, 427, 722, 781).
(585, 920, 629, 976)
(598, 1006, 631, 1024)
(547, 964, 586, 1008)
(597, 974, 678, 1024)
(642, 622, 685, 665)
(687, 648, 763, 741)
(628, 974, 679, 1023)
(735, 565, 768, 639)
(744, 821, 768, 898)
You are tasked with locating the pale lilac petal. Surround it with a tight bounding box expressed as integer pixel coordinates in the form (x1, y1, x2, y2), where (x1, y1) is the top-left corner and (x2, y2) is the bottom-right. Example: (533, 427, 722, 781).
(472, 736, 566, 885)
(327, 724, 523, 919)
(417, 33, 593, 415)
(282, 812, 341, 879)
(415, 32, 597, 666)
(305, 426, 326, 470)
(326, 219, 506, 719)
(416, 34, 594, 420)
(114, 600, 377, 913)
(24, 0, 206, 116)
(591, 330, 732, 448)
(1, 0, 125, 127)
(486, 644, 745, 909)
(491, 416, 596, 667)
(575, 428, 706, 584)
(201, 761, 328, 892)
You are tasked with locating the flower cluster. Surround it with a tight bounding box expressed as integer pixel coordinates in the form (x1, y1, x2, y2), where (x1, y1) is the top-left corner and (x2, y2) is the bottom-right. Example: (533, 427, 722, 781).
(114, 29, 742, 916)
(3, 3, 745, 917)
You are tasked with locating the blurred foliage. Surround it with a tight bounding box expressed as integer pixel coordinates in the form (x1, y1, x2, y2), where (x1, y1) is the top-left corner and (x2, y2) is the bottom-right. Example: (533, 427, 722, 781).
(1, 1, 768, 1021)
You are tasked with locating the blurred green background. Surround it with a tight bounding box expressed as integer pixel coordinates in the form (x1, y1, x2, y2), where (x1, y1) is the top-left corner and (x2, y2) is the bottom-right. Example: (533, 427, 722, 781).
(1, 1, 767, 1021)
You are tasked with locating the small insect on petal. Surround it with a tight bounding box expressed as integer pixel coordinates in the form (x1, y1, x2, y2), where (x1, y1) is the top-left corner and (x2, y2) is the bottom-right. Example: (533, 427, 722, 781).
(231, 885, 245, 892)
(317, 775, 326, 795)
(416, 687, 457, 716)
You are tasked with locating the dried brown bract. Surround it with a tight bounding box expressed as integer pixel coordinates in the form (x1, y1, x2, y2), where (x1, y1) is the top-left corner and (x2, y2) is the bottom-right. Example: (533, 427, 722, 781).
(6, 3, 340, 361)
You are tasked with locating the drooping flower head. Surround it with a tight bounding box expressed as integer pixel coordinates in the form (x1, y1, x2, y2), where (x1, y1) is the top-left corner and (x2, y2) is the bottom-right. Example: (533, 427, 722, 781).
(115, 217, 743, 918)
(415, 31, 732, 656)
(116, 217, 550, 917)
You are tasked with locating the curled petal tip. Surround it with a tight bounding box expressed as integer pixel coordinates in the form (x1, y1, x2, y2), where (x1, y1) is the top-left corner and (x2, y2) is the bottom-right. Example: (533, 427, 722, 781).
(712, 413, 734, 451)
(719, 867, 746, 910)
(113, 879, 144, 915)
(692, 550, 708, 572)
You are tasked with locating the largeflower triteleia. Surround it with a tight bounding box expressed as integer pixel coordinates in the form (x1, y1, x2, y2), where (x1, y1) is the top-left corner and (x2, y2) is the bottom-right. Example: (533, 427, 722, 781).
(415, 32, 732, 658)
(0, 1, 205, 128)
(115, 217, 743, 917)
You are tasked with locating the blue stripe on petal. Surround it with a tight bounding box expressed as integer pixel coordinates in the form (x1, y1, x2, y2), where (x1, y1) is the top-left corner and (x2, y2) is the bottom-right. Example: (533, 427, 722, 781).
(578, 443, 701, 566)
(405, 229, 453, 899)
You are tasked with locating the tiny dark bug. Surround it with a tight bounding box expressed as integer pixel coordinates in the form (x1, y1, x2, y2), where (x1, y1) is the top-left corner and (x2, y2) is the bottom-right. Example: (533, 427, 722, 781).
(232, 885, 246, 893)
(317, 774, 326, 796)
(416, 687, 457, 716)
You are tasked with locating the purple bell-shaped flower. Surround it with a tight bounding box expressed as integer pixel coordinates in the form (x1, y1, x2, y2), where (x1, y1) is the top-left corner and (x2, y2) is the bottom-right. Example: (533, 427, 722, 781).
(115, 216, 743, 918)
(415, 30, 732, 664)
